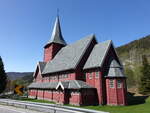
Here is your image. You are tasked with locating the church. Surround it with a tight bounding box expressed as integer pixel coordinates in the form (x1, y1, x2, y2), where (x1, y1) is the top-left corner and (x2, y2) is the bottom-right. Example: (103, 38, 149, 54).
(28, 16, 127, 106)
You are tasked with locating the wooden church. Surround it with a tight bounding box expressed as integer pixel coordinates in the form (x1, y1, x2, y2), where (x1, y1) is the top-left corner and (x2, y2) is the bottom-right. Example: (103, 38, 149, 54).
(28, 16, 127, 106)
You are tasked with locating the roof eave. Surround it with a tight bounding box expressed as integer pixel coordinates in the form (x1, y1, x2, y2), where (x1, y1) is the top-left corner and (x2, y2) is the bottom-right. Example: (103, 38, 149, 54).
(105, 76, 127, 78)
(42, 68, 75, 75)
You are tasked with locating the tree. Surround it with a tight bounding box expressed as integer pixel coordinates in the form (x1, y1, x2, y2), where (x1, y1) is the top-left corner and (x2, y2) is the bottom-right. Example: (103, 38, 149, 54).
(138, 55, 150, 94)
(0, 56, 7, 93)
(124, 67, 136, 88)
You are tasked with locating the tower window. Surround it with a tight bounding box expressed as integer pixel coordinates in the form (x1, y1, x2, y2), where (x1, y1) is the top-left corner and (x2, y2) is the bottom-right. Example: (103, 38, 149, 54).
(95, 71, 99, 78)
(89, 72, 92, 79)
(109, 79, 114, 88)
(64, 74, 68, 78)
(117, 80, 122, 88)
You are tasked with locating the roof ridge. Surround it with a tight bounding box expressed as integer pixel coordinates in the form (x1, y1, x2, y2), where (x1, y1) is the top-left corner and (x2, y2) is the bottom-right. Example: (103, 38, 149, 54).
(42, 34, 96, 74)
(99, 40, 112, 67)
(75, 34, 96, 68)
(83, 39, 112, 69)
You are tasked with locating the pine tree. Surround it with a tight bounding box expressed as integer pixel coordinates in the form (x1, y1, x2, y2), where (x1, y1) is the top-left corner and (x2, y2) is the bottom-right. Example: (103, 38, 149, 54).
(139, 55, 150, 94)
(0, 56, 7, 93)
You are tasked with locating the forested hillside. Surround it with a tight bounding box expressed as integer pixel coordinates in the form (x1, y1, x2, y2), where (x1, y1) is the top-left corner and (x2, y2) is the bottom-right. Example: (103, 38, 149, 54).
(116, 35, 150, 89)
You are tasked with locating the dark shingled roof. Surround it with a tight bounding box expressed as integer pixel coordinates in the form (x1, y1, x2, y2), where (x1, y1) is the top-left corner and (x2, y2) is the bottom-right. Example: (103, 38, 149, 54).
(106, 59, 125, 77)
(69, 80, 94, 89)
(83, 40, 112, 69)
(28, 80, 94, 89)
(107, 68, 125, 77)
(46, 16, 66, 46)
(109, 59, 122, 68)
(39, 62, 47, 73)
(42, 35, 95, 74)
(28, 82, 58, 89)
(33, 62, 47, 77)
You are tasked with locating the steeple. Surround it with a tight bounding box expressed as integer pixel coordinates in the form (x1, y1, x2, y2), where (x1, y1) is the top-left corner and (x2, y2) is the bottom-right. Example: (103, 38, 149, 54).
(43, 16, 66, 62)
(45, 16, 66, 47)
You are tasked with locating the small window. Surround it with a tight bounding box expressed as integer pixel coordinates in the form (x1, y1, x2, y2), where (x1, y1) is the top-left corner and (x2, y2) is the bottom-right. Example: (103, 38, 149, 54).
(65, 74, 68, 78)
(117, 80, 122, 88)
(62, 74, 65, 78)
(95, 71, 99, 78)
(59, 75, 61, 79)
(89, 73, 92, 79)
(62, 74, 64, 78)
(109, 79, 114, 88)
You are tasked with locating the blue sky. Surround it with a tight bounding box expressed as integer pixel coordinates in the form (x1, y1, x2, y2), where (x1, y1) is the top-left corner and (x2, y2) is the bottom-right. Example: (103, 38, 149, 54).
(0, 0, 150, 72)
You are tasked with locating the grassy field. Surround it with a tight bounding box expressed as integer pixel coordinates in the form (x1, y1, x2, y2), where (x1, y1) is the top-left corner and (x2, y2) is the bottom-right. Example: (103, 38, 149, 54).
(83, 97, 150, 113)
(14, 95, 150, 113)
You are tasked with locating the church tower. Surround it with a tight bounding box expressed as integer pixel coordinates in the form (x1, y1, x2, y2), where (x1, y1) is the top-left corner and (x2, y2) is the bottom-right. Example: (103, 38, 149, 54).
(44, 16, 66, 62)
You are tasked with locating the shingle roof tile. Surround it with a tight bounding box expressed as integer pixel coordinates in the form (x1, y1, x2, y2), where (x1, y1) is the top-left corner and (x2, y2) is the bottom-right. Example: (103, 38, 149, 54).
(83, 40, 112, 69)
(42, 35, 95, 74)
(28, 80, 94, 89)
(106, 59, 125, 77)
(46, 16, 66, 46)
(39, 62, 47, 73)
(107, 68, 125, 77)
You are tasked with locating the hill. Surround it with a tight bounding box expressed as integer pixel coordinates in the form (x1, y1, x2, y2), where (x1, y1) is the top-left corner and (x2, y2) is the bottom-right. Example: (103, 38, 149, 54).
(7, 72, 33, 80)
(116, 35, 150, 89)
(116, 35, 150, 66)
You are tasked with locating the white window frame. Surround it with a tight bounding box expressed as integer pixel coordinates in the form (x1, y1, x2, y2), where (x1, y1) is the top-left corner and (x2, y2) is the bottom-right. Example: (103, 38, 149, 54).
(89, 72, 93, 79)
(109, 79, 114, 88)
(117, 80, 122, 88)
(95, 71, 99, 78)
(65, 74, 68, 78)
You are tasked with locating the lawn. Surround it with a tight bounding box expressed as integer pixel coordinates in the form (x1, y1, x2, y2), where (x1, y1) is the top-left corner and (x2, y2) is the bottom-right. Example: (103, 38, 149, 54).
(12, 96, 150, 113)
(82, 96, 150, 113)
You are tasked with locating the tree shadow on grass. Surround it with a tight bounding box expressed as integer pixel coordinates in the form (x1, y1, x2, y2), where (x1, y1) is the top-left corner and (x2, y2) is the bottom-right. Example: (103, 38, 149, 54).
(127, 92, 149, 105)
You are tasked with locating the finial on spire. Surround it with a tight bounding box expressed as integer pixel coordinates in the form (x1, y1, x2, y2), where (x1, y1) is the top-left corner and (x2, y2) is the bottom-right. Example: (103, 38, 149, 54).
(57, 8, 59, 17)
(45, 13, 67, 47)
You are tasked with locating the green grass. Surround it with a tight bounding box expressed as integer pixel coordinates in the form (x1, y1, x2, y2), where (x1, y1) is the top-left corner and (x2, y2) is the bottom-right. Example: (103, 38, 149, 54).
(82, 97, 150, 113)
(14, 96, 150, 113)
(15, 97, 56, 104)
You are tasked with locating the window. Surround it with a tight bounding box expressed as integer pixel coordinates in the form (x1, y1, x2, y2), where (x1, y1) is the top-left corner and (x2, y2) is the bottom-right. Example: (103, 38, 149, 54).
(59, 75, 62, 79)
(117, 80, 122, 88)
(89, 72, 92, 79)
(95, 71, 99, 78)
(62, 74, 65, 78)
(109, 79, 114, 88)
(64, 74, 68, 78)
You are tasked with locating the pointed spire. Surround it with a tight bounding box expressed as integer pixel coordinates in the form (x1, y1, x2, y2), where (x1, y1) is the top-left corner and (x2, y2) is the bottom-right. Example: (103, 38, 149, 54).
(47, 16, 67, 46)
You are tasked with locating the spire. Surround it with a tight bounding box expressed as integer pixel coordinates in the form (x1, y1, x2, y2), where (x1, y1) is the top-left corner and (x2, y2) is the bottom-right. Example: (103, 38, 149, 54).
(47, 16, 67, 46)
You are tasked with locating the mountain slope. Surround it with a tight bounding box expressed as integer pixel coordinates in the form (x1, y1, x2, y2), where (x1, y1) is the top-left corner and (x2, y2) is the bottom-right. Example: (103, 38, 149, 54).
(7, 72, 33, 80)
(116, 35, 150, 66)
(116, 35, 150, 88)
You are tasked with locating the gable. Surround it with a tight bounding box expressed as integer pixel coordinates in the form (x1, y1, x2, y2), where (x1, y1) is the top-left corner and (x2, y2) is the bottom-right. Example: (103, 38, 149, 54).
(33, 66, 40, 78)
(33, 62, 46, 78)
(42, 34, 96, 74)
(105, 43, 122, 67)
(83, 40, 112, 69)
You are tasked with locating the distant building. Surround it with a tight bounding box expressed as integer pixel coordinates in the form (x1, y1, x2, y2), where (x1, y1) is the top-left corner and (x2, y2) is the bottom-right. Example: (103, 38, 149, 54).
(28, 16, 127, 106)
